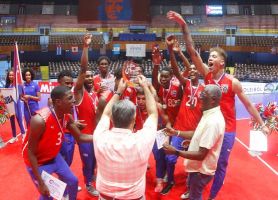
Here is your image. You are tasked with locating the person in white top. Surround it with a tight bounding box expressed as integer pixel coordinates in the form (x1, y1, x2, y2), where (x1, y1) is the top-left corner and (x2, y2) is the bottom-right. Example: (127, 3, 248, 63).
(163, 84, 225, 200)
(93, 75, 158, 200)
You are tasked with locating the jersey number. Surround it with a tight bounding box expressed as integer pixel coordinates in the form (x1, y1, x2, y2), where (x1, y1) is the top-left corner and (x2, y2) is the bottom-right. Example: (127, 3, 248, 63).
(56, 132, 62, 145)
(186, 95, 197, 107)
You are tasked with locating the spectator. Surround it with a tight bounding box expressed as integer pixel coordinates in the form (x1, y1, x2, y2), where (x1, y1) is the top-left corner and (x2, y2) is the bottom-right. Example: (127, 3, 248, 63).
(22, 68, 41, 127)
(5, 69, 26, 143)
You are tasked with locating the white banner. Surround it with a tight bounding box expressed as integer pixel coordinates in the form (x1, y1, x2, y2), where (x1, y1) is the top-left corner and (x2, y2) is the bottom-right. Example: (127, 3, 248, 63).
(181, 5, 193, 15)
(126, 44, 146, 57)
(0, 88, 16, 115)
(241, 82, 278, 94)
(0, 4, 10, 14)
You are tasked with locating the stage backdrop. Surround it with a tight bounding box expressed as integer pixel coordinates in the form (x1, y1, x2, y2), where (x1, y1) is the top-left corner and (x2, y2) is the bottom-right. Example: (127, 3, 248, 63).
(78, 0, 150, 22)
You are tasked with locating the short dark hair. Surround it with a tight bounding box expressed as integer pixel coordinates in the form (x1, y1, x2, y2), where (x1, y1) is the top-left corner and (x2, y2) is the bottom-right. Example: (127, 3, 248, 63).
(22, 68, 35, 81)
(209, 47, 227, 66)
(161, 66, 173, 74)
(51, 86, 70, 101)
(57, 70, 73, 82)
(97, 56, 111, 65)
(112, 99, 136, 128)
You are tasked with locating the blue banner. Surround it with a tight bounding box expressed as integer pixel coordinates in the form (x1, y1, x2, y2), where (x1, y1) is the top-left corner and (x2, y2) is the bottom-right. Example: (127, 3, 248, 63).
(113, 44, 121, 55)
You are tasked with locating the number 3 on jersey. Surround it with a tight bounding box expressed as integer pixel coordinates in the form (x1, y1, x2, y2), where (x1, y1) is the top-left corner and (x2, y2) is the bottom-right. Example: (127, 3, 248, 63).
(56, 132, 62, 145)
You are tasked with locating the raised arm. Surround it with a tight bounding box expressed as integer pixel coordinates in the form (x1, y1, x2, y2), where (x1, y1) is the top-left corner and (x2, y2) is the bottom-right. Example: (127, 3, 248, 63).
(74, 34, 92, 101)
(101, 78, 127, 119)
(151, 45, 162, 91)
(166, 35, 187, 86)
(138, 75, 158, 125)
(167, 11, 208, 77)
(233, 78, 270, 135)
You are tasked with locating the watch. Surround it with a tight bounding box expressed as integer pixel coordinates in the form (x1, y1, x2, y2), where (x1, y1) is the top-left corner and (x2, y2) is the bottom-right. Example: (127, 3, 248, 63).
(114, 91, 122, 96)
(175, 150, 180, 156)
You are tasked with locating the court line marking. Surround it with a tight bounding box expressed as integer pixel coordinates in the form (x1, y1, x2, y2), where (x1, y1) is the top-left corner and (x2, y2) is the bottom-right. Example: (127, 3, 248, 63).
(235, 137, 278, 176)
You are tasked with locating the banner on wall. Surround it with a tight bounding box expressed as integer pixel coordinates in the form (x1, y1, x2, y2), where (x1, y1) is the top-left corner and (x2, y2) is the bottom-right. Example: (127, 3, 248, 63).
(113, 44, 120, 55)
(126, 44, 146, 57)
(71, 46, 78, 53)
(241, 82, 278, 95)
(38, 81, 59, 94)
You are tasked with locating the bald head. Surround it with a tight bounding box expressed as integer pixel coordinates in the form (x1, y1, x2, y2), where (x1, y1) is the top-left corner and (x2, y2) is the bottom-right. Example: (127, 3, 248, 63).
(205, 84, 222, 104)
(200, 84, 222, 111)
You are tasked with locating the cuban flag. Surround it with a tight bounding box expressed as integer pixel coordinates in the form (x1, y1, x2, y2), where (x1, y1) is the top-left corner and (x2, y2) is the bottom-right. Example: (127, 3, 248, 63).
(13, 42, 26, 131)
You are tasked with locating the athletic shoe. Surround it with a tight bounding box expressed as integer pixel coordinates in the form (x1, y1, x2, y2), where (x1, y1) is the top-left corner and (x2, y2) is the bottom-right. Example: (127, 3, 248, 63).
(180, 191, 189, 199)
(9, 137, 18, 144)
(160, 182, 174, 195)
(154, 182, 163, 193)
(163, 174, 168, 183)
(86, 185, 99, 196)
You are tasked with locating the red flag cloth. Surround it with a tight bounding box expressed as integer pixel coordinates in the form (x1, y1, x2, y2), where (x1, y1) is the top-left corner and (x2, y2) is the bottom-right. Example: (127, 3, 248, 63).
(13, 42, 24, 100)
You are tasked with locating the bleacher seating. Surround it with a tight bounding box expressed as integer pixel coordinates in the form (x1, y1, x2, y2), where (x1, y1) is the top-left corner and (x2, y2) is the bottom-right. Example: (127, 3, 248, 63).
(235, 63, 278, 82)
(49, 35, 104, 45)
(235, 36, 277, 47)
(176, 35, 226, 47)
(48, 59, 187, 79)
(0, 35, 39, 46)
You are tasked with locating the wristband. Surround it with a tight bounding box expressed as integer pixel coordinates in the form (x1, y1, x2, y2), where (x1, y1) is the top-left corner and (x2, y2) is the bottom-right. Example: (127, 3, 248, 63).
(176, 130, 181, 137)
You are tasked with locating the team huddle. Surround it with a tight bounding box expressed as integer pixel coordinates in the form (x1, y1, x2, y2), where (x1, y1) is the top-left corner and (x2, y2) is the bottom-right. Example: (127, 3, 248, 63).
(22, 11, 269, 200)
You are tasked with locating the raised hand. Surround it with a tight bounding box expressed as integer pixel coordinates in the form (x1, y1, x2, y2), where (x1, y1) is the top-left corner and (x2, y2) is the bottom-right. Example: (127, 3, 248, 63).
(137, 75, 148, 87)
(167, 10, 186, 26)
(117, 78, 127, 94)
(165, 35, 176, 49)
(173, 39, 182, 54)
(152, 45, 163, 66)
(83, 33, 92, 48)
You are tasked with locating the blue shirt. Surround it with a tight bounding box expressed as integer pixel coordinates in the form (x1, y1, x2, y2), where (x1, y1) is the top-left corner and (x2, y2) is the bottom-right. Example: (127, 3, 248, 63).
(23, 81, 40, 106)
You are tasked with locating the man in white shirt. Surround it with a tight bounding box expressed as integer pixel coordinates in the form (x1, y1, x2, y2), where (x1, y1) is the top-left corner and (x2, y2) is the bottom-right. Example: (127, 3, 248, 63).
(93, 75, 158, 200)
(163, 84, 225, 200)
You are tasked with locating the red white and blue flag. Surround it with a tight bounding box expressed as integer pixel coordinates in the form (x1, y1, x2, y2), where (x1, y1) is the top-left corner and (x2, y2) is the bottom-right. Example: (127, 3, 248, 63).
(13, 42, 24, 101)
(13, 42, 26, 132)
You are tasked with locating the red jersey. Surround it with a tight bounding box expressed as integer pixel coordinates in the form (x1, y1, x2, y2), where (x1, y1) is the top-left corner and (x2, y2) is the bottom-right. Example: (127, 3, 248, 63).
(22, 107, 70, 167)
(134, 107, 148, 131)
(205, 72, 236, 132)
(93, 73, 115, 99)
(174, 80, 204, 131)
(158, 78, 182, 125)
(122, 87, 137, 105)
(75, 89, 97, 134)
(104, 87, 137, 105)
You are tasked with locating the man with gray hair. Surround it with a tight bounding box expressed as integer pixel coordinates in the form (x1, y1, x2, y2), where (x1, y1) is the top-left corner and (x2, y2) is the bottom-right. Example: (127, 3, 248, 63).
(163, 84, 225, 200)
(93, 75, 158, 200)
